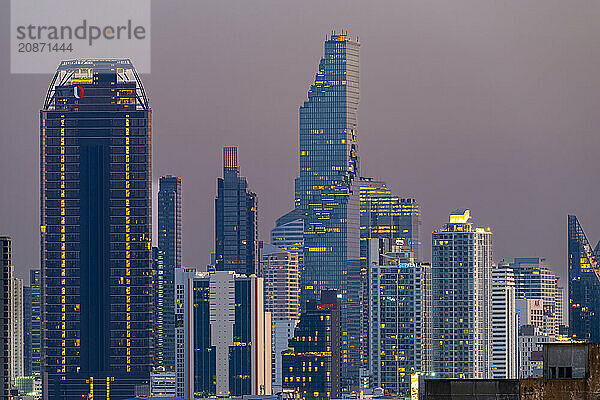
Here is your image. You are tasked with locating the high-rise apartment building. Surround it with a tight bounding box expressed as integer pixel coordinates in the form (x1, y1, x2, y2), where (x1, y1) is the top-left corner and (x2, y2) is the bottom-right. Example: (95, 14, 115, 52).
(295, 32, 361, 388)
(10, 270, 23, 383)
(215, 147, 258, 275)
(0, 237, 12, 398)
(568, 215, 600, 342)
(41, 59, 153, 398)
(509, 257, 563, 338)
(491, 262, 517, 379)
(368, 238, 423, 396)
(261, 243, 300, 321)
(431, 210, 493, 379)
(155, 175, 182, 371)
(175, 269, 272, 398)
(282, 290, 341, 400)
(261, 243, 300, 393)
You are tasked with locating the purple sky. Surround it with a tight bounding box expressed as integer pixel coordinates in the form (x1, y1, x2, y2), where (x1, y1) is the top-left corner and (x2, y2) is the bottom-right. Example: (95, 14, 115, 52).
(2, 0, 600, 287)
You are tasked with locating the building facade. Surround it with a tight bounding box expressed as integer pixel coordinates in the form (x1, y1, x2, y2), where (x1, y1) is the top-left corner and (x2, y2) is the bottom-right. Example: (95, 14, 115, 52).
(271, 208, 304, 276)
(175, 269, 272, 398)
(431, 210, 493, 379)
(272, 319, 298, 394)
(24, 269, 41, 378)
(155, 175, 182, 370)
(369, 238, 423, 396)
(567, 215, 600, 342)
(11, 270, 23, 383)
(509, 257, 563, 338)
(261, 243, 300, 321)
(41, 59, 153, 398)
(491, 263, 518, 379)
(518, 325, 548, 379)
(295, 32, 361, 389)
(0, 237, 12, 398)
(215, 147, 258, 275)
(282, 290, 341, 400)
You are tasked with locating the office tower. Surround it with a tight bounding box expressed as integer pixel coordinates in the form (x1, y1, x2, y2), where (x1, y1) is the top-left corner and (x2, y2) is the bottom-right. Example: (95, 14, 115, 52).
(155, 175, 182, 371)
(41, 59, 153, 398)
(491, 263, 517, 379)
(10, 270, 23, 382)
(282, 290, 341, 400)
(215, 146, 258, 275)
(358, 178, 421, 380)
(568, 215, 600, 342)
(261, 243, 300, 321)
(295, 32, 361, 388)
(175, 269, 272, 398)
(431, 210, 493, 379)
(517, 325, 548, 378)
(29, 270, 41, 377)
(271, 208, 304, 274)
(0, 237, 11, 398)
(368, 238, 422, 396)
(508, 257, 563, 338)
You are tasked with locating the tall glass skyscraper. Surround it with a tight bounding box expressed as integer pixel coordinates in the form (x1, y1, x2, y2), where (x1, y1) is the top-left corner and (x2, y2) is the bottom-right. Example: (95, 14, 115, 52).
(155, 175, 182, 370)
(295, 32, 361, 388)
(568, 215, 600, 342)
(40, 59, 153, 399)
(215, 147, 258, 275)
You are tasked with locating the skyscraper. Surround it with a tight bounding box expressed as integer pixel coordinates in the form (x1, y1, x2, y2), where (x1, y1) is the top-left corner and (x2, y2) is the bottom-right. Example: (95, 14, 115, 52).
(175, 269, 272, 398)
(261, 243, 300, 321)
(568, 215, 600, 342)
(41, 59, 153, 398)
(295, 32, 361, 388)
(155, 175, 182, 370)
(508, 257, 563, 338)
(368, 238, 423, 396)
(215, 146, 258, 275)
(29, 270, 41, 378)
(0, 237, 12, 398)
(282, 290, 341, 400)
(491, 262, 517, 379)
(10, 269, 23, 383)
(431, 210, 493, 379)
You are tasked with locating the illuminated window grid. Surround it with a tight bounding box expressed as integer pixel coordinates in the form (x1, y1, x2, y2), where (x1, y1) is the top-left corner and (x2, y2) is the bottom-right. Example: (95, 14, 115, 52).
(125, 115, 131, 372)
(60, 115, 66, 375)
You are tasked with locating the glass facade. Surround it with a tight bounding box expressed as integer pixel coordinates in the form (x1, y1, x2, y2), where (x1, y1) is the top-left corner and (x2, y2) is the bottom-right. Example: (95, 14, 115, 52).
(155, 175, 182, 370)
(215, 147, 258, 275)
(296, 32, 361, 388)
(175, 270, 271, 398)
(282, 291, 341, 400)
(568, 215, 600, 342)
(271, 208, 304, 277)
(369, 243, 422, 396)
(40, 59, 153, 398)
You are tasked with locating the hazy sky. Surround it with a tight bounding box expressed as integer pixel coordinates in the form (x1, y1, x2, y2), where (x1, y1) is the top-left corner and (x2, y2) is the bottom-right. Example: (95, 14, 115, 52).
(2, 0, 600, 286)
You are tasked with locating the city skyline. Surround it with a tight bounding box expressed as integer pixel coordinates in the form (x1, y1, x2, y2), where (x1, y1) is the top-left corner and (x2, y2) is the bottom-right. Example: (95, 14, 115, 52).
(2, 1, 600, 284)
